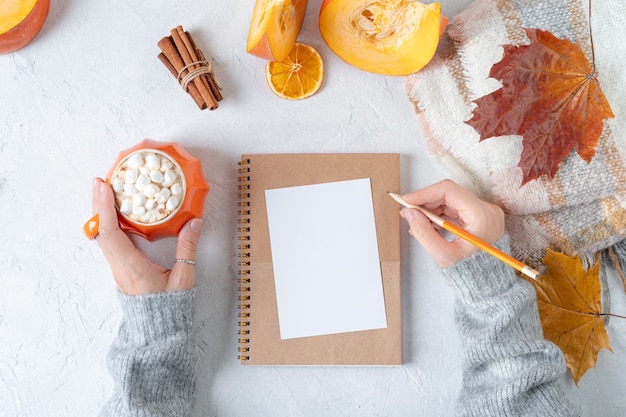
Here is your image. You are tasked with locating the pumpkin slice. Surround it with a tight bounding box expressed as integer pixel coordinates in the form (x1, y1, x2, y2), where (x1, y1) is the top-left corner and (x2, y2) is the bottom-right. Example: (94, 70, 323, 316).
(0, 0, 50, 54)
(319, 0, 446, 75)
(265, 42, 324, 100)
(247, 0, 309, 62)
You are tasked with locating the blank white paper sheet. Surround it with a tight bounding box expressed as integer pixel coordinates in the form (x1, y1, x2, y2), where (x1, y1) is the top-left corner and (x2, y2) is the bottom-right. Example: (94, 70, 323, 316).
(265, 178, 388, 340)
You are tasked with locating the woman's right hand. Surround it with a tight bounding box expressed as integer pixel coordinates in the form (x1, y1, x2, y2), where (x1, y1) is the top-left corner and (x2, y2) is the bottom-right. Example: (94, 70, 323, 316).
(400, 179, 505, 268)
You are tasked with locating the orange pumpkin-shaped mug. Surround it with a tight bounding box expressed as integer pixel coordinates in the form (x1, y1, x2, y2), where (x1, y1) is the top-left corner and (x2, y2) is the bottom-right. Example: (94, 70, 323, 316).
(83, 139, 209, 241)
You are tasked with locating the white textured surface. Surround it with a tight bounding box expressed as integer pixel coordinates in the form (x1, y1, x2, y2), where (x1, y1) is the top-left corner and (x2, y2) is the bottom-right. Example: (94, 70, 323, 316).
(1, 1, 624, 416)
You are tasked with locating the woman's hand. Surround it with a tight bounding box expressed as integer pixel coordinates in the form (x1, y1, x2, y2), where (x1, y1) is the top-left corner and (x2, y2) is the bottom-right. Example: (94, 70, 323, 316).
(92, 177, 203, 295)
(400, 179, 504, 268)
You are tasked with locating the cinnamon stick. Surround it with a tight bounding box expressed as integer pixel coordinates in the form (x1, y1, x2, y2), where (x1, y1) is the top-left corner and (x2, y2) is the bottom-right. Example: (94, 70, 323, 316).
(186, 31, 223, 101)
(175, 26, 213, 102)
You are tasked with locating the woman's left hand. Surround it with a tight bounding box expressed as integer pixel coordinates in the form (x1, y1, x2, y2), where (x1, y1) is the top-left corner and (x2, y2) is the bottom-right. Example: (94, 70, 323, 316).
(92, 177, 203, 295)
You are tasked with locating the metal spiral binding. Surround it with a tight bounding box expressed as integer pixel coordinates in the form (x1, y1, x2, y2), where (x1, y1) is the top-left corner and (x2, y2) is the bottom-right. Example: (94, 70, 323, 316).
(237, 158, 251, 361)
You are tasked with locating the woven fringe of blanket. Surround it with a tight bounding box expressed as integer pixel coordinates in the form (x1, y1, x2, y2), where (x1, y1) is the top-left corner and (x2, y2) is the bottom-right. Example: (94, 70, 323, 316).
(405, 0, 626, 271)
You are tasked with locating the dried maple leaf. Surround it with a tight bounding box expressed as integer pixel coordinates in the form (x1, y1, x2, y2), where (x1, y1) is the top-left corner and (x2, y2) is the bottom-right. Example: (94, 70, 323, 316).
(466, 28, 614, 184)
(527, 249, 612, 385)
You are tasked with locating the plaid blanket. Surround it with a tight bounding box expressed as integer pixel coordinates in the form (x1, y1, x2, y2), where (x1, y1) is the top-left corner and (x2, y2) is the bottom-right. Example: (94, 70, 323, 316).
(405, 0, 626, 270)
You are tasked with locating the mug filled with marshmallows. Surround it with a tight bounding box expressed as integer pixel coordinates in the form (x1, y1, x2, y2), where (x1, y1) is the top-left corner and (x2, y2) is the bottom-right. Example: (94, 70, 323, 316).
(84, 139, 209, 241)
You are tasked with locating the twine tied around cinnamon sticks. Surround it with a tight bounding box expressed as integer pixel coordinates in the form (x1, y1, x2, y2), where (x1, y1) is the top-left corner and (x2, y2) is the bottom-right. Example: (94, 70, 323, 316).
(158, 26, 222, 110)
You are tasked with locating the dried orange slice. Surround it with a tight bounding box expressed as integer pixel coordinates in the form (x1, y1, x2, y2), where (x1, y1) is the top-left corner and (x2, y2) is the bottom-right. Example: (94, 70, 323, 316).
(265, 43, 324, 100)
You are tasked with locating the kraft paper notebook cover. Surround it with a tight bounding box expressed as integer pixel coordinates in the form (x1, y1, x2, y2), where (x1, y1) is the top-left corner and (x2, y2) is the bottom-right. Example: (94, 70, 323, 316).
(237, 153, 401, 366)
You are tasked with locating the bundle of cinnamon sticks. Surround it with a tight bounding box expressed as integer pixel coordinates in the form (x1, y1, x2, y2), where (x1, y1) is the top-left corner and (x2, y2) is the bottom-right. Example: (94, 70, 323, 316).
(158, 26, 222, 110)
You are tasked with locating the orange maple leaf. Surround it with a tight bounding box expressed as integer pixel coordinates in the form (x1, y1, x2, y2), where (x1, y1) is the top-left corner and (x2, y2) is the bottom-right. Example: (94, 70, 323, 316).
(466, 28, 614, 185)
(527, 249, 612, 385)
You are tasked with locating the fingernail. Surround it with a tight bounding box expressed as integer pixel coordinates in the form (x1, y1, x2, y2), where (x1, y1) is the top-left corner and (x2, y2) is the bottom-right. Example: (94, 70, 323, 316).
(191, 218, 203, 233)
(93, 178, 106, 195)
(401, 208, 416, 222)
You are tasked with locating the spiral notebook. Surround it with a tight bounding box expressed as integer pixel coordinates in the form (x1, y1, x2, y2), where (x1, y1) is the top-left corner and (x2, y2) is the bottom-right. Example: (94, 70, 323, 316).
(237, 153, 401, 365)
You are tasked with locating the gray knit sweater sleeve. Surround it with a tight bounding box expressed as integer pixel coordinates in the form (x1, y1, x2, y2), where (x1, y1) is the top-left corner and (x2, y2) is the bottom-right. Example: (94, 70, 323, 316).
(99, 289, 196, 417)
(443, 236, 578, 417)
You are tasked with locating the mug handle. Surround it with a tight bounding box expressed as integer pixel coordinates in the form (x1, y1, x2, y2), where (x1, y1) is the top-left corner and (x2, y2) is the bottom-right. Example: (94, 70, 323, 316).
(83, 213, 100, 240)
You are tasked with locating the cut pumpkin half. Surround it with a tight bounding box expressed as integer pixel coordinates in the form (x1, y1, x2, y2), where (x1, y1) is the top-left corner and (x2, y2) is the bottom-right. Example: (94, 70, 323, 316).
(319, 0, 447, 75)
(247, 0, 309, 62)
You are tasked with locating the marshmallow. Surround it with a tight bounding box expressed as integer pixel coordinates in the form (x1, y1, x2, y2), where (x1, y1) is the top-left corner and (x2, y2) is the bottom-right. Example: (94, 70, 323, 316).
(171, 182, 183, 196)
(145, 198, 156, 210)
(134, 174, 151, 192)
(160, 158, 174, 172)
(146, 154, 160, 170)
(125, 168, 138, 184)
(119, 199, 132, 215)
(162, 169, 177, 187)
(166, 196, 179, 211)
(132, 205, 146, 217)
(143, 183, 160, 198)
(112, 177, 124, 193)
(127, 153, 144, 169)
(161, 187, 171, 199)
(123, 182, 138, 196)
(149, 170, 164, 184)
(132, 193, 146, 207)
